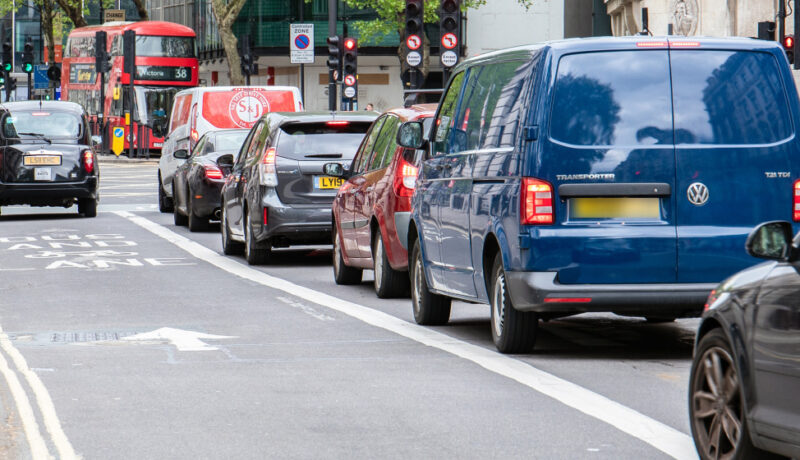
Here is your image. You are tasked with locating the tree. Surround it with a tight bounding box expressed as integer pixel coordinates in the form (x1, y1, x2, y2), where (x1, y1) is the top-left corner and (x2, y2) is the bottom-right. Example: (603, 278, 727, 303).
(211, 0, 248, 85)
(55, 0, 148, 30)
(343, 0, 534, 85)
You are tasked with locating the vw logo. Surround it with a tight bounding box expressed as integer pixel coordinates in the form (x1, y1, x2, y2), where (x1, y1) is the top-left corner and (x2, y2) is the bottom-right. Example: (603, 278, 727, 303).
(687, 182, 709, 206)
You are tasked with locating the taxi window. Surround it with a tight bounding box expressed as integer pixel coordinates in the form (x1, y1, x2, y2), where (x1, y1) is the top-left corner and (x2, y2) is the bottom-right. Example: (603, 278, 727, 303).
(3, 111, 83, 139)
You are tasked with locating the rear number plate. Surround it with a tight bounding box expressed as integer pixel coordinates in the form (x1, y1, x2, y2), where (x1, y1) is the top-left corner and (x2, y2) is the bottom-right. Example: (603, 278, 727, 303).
(315, 176, 344, 189)
(34, 168, 53, 181)
(570, 197, 660, 219)
(24, 156, 61, 166)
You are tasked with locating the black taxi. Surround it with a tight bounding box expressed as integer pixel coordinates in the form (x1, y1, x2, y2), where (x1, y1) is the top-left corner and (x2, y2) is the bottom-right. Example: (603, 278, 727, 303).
(0, 101, 99, 217)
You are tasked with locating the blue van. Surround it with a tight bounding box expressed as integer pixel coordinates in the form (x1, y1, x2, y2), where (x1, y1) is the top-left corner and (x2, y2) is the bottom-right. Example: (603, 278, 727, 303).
(397, 36, 800, 353)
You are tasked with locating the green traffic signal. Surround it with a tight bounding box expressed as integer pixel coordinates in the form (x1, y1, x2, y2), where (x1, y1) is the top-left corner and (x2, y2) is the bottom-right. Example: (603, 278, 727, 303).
(23, 63, 32, 73)
(3, 63, 10, 73)
(0, 77, 5, 85)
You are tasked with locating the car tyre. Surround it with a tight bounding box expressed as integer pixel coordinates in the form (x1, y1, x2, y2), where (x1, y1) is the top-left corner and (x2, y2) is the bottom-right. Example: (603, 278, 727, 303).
(158, 172, 173, 213)
(410, 239, 451, 325)
(490, 253, 537, 354)
(244, 209, 270, 265)
(78, 198, 97, 218)
(220, 203, 243, 255)
(373, 232, 408, 298)
(332, 224, 362, 285)
(188, 195, 209, 232)
(689, 329, 776, 460)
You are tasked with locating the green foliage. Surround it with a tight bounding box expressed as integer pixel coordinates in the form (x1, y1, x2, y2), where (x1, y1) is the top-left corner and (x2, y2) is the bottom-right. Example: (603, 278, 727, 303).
(344, 0, 533, 44)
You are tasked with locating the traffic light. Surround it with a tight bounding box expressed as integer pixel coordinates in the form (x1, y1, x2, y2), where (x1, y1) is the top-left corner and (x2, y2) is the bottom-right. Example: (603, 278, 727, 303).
(22, 37, 33, 73)
(342, 38, 358, 104)
(95, 31, 109, 73)
(239, 34, 255, 77)
(405, 0, 424, 38)
(2, 41, 11, 73)
(0, 73, 5, 86)
(784, 35, 795, 65)
(326, 35, 342, 80)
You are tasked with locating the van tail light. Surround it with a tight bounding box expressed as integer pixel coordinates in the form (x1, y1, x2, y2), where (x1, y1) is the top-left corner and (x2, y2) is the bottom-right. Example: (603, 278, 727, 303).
(204, 164, 224, 180)
(82, 149, 95, 174)
(393, 158, 418, 197)
(259, 147, 278, 186)
(521, 178, 554, 225)
(794, 180, 800, 221)
(263, 207, 269, 226)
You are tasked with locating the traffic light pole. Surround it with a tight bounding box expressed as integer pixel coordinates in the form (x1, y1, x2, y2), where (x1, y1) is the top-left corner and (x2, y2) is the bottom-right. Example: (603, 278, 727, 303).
(27, 74, 31, 100)
(328, 0, 337, 111)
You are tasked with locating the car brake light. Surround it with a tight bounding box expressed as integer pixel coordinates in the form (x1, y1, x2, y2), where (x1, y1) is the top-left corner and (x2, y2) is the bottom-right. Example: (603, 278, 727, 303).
(259, 147, 278, 186)
(704, 289, 717, 311)
(794, 180, 800, 221)
(544, 298, 592, 303)
(636, 41, 668, 48)
(393, 157, 418, 197)
(670, 41, 701, 48)
(204, 164, 223, 180)
(82, 149, 94, 174)
(521, 178, 554, 225)
(326, 121, 350, 126)
(263, 207, 268, 225)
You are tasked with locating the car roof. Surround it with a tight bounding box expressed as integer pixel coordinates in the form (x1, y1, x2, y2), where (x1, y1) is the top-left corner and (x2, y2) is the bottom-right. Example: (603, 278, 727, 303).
(174, 86, 300, 98)
(1, 101, 85, 114)
(383, 104, 437, 122)
(264, 111, 379, 127)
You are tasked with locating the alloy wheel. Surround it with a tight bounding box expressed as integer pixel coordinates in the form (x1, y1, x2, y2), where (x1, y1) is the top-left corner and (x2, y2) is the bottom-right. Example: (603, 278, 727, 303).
(412, 256, 423, 316)
(691, 345, 742, 460)
(492, 271, 506, 338)
(374, 238, 384, 290)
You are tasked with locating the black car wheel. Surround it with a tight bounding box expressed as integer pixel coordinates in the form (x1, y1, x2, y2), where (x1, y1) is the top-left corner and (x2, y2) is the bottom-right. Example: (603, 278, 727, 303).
(373, 232, 408, 298)
(490, 253, 537, 353)
(158, 172, 173, 213)
(78, 198, 97, 218)
(220, 203, 243, 256)
(410, 239, 450, 325)
(690, 329, 769, 460)
(188, 195, 208, 232)
(244, 209, 270, 265)
(332, 224, 362, 285)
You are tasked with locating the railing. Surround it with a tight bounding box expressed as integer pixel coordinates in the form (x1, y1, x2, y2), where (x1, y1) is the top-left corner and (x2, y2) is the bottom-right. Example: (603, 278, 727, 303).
(87, 118, 153, 159)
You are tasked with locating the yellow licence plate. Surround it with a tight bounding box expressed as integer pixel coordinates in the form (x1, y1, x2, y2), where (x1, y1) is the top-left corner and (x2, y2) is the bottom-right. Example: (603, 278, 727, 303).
(23, 156, 61, 166)
(570, 197, 660, 219)
(316, 176, 344, 189)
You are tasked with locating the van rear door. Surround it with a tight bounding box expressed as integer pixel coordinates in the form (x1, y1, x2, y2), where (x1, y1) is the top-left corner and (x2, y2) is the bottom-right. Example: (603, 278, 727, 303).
(540, 48, 677, 285)
(670, 46, 798, 282)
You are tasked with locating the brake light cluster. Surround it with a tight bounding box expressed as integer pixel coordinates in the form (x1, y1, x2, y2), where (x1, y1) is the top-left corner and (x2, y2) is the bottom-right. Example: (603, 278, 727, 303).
(393, 158, 418, 197)
(82, 149, 94, 174)
(204, 165, 224, 180)
(794, 180, 800, 221)
(521, 178, 554, 225)
(259, 147, 278, 186)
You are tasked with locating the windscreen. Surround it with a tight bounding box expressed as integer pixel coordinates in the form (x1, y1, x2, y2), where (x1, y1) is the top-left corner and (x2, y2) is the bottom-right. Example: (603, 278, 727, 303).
(136, 86, 178, 126)
(276, 122, 372, 160)
(136, 35, 196, 58)
(209, 130, 249, 153)
(3, 111, 82, 139)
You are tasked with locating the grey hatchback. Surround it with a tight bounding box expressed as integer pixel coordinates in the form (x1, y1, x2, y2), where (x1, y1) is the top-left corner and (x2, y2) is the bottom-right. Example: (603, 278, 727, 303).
(219, 111, 377, 264)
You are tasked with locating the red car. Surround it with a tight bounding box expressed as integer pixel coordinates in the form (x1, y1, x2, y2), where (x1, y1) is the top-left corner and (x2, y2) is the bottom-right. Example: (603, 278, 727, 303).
(326, 105, 436, 297)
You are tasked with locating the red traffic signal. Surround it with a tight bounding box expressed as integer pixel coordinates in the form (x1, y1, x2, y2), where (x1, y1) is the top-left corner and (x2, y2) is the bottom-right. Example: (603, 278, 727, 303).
(784, 35, 795, 50)
(344, 38, 356, 51)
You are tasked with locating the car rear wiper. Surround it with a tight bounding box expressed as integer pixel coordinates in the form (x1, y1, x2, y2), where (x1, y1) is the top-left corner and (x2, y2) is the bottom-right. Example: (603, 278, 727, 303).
(17, 132, 52, 144)
(304, 153, 342, 158)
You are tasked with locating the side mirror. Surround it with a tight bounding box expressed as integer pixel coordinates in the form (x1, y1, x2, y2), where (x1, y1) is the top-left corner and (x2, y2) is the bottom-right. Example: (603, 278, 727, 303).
(91, 135, 102, 148)
(323, 162, 346, 178)
(216, 154, 234, 169)
(173, 149, 189, 160)
(746, 221, 795, 261)
(396, 121, 426, 150)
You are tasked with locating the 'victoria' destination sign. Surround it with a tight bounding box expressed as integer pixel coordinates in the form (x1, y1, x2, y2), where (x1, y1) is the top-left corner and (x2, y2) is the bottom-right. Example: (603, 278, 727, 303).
(135, 66, 192, 82)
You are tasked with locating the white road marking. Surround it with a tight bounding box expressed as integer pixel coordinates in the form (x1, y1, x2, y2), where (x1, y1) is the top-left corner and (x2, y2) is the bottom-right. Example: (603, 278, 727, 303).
(115, 211, 698, 460)
(277, 296, 336, 321)
(121, 327, 236, 351)
(0, 326, 78, 459)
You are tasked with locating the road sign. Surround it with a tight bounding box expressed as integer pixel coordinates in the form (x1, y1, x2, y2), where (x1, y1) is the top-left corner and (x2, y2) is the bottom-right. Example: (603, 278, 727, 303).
(344, 75, 356, 86)
(406, 51, 422, 67)
(442, 32, 458, 50)
(441, 50, 458, 67)
(343, 86, 356, 98)
(406, 34, 421, 51)
(104, 9, 125, 22)
(112, 127, 124, 156)
(33, 65, 49, 89)
(290, 23, 314, 64)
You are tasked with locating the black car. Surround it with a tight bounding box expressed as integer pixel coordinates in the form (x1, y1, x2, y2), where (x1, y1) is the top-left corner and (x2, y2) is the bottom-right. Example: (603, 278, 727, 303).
(689, 220, 800, 460)
(172, 129, 249, 231)
(0, 101, 98, 217)
(220, 111, 377, 264)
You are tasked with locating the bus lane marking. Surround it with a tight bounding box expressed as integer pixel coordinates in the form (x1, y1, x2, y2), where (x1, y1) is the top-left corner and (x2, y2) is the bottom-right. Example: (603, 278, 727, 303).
(116, 210, 697, 460)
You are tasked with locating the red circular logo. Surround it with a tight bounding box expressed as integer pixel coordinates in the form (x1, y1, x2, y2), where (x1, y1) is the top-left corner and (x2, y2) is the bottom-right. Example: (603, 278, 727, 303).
(228, 91, 270, 128)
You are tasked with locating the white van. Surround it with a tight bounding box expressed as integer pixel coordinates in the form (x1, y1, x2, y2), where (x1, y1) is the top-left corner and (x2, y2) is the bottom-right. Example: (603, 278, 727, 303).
(157, 85, 303, 212)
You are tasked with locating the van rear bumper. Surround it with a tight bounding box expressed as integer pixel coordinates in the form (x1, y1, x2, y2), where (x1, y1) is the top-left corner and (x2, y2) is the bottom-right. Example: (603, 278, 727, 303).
(505, 271, 713, 316)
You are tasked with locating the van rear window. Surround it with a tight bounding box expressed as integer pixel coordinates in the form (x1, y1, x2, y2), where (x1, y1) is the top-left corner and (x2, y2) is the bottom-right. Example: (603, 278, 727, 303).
(671, 50, 791, 145)
(551, 51, 673, 147)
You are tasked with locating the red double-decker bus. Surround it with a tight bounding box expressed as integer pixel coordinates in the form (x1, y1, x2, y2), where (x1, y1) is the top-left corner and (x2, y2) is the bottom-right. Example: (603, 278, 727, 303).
(62, 21, 198, 152)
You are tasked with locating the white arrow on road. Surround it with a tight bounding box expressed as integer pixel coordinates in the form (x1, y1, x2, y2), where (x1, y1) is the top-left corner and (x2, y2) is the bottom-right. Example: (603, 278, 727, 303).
(122, 327, 236, 351)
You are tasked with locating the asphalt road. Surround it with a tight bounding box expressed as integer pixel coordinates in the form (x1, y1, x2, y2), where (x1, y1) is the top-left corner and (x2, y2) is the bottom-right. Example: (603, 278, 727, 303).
(0, 160, 701, 459)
